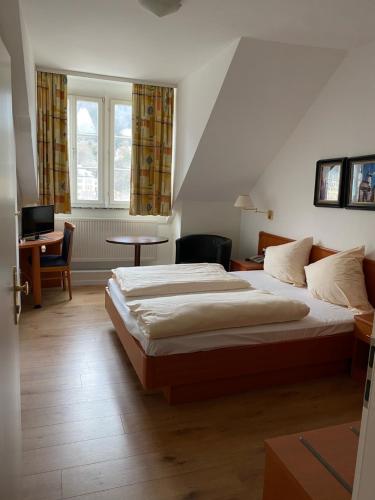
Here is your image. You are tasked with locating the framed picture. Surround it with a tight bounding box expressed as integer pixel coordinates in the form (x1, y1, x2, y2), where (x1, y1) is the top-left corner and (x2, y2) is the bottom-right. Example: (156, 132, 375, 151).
(314, 157, 346, 208)
(346, 155, 375, 210)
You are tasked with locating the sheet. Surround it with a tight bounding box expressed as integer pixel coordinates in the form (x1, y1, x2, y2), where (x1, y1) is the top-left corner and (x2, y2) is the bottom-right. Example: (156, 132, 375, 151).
(126, 289, 310, 339)
(112, 263, 251, 297)
(108, 270, 355, 356)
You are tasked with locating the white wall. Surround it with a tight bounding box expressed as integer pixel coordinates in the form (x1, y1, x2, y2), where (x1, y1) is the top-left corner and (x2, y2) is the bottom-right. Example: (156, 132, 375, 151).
(68, 75, 132, 99)
(180, 200, 241, 258)
(240, 40, 375, 259)
(174, 39, 239, 200)
(0, 0, 37, 205)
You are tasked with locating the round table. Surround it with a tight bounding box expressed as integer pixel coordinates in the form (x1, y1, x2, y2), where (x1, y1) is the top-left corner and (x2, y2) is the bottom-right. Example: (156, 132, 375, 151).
(106, 236, 169, 266)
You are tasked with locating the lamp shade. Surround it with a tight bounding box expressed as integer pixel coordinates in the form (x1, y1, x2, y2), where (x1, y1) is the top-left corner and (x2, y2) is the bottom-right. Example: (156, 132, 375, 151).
(234, 195, 256, 210)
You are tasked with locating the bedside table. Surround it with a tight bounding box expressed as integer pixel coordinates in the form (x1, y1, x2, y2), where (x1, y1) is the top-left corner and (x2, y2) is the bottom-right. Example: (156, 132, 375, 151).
(230, 259, 263, 271)
(352, 312, 373, 382)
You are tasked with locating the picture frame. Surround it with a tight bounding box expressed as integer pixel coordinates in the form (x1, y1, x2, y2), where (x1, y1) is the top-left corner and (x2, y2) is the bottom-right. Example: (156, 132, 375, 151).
(313, 157, 346, 208)
(345, 154, 375, 211)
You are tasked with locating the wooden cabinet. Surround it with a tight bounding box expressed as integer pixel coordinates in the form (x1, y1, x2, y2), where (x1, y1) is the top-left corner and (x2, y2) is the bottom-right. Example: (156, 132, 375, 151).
(263, 422, 359, 500)
(352, 312, 373, 382)
(230, 259, 263, 271)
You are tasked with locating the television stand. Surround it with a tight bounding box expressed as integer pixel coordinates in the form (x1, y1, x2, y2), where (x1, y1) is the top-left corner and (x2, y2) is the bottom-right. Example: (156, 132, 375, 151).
(23, 234, 40, 241)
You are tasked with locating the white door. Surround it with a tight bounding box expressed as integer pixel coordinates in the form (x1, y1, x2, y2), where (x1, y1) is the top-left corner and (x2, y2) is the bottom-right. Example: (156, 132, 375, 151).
(0, 36, 22, 500)
(353, 327, 375, 499)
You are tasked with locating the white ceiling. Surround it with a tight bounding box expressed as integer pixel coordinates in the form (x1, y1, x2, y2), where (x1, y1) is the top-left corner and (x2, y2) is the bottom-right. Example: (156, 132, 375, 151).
(21, 0, 375, 83)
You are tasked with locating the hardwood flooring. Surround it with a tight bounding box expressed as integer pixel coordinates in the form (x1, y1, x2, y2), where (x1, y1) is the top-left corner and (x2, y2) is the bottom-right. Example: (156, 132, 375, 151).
(20, 286, 363, 500)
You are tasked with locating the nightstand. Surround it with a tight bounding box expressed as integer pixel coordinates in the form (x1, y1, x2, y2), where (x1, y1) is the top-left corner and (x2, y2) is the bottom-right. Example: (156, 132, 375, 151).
(352, 312, 373, 382)
(230, 259, 263, 271)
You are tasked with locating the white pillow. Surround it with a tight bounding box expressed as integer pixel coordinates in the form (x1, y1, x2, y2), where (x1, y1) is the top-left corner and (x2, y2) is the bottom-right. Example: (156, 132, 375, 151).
(264, 237, 313, 287)
(304, 246, 372, 312)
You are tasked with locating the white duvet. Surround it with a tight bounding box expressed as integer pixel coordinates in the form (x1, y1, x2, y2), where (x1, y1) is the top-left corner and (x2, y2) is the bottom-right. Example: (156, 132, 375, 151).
(126, 289, 310, 339)
(113, 263, 251, 297)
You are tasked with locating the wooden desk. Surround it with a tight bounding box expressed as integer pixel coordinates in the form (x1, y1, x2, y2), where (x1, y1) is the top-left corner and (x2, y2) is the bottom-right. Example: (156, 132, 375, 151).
(263, 421, 360, 500)
(19, 231, 63, 307)
(106, 236, 168, 266)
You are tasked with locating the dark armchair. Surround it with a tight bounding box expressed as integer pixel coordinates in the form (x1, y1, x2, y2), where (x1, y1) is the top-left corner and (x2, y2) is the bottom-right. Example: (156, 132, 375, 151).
(175, 234, 232, 271)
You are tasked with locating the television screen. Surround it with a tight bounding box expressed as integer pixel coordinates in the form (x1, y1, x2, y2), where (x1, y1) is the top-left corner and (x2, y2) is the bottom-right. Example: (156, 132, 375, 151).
(22, 205, 55, 238)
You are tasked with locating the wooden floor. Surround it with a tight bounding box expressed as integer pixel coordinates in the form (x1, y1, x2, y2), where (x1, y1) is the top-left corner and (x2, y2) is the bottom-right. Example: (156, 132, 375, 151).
(20, 286, 364, 500)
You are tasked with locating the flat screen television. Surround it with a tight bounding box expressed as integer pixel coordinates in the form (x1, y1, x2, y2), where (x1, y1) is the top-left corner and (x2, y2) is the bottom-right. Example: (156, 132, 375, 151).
(21, 205, 55, 238)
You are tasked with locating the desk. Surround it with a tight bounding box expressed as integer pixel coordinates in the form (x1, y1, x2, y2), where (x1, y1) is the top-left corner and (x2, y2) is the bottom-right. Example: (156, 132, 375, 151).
(106, 236, 169, 266)
(19, 232, 63, 307)
(263, 421, 359, 500)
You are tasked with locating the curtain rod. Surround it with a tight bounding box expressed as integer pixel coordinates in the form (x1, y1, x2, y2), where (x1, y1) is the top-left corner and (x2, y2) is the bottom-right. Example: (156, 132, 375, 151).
(36, 66, 178, 89)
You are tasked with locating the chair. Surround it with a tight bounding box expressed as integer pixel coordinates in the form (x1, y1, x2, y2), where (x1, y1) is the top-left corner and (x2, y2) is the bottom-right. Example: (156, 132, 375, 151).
(175, 234, 232, 271)
(40, 222, 76, 300)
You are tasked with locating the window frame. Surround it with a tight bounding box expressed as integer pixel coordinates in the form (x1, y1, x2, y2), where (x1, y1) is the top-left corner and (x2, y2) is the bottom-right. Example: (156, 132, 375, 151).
(68, 94, 132, 209)
(69, 95, 105, 208)
(109, 98, 132, 208)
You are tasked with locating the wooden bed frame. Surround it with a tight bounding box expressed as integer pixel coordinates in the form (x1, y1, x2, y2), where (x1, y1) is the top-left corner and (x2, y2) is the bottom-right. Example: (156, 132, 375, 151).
(105, 231, 375, 404)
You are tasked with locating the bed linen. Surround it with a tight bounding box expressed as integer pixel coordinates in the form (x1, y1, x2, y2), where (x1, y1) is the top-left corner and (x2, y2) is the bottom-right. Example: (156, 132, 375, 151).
(126, 289, 310, 339)
(108, 270, 355, 356)
(112, 263, 250, 297)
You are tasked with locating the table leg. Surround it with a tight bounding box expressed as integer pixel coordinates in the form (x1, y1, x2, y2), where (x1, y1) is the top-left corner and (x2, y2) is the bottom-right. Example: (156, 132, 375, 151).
(31, 246, 42, 308)
(134, 244, 141, 266)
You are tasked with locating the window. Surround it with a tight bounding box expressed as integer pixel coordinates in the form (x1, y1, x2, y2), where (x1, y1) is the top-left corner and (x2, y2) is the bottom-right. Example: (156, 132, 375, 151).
(68, 95, 132, 208)
(110, 100, 132, 204)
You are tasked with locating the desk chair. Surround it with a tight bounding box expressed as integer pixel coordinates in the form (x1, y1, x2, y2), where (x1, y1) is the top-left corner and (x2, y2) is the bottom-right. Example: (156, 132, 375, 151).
(40, 222, 75, 300)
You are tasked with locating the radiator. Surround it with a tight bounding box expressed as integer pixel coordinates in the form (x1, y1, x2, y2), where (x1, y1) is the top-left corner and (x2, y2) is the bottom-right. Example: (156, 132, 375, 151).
(55, 218, 158, 263)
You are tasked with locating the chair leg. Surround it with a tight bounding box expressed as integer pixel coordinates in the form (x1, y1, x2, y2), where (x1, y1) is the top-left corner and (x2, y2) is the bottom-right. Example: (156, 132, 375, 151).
(62, 272, 66, 290)
(67, 270, 72, 300)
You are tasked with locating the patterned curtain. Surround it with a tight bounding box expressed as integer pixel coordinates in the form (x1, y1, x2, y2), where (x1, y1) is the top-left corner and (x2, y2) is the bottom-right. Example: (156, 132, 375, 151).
(129, 84, 174, 216)
(37, 71, 71, 213)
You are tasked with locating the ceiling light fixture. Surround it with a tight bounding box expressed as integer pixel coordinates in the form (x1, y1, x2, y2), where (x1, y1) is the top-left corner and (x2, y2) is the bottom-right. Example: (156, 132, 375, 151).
(138, 0, 182, 17)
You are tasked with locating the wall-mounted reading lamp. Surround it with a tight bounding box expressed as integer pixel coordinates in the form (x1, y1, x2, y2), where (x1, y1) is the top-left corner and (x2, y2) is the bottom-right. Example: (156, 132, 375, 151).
(234, 194, 274, 220)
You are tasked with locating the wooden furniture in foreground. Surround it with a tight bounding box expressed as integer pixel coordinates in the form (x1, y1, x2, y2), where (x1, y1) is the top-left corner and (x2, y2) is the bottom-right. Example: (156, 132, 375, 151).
(263, 421, 360, 500)
(40, 222, 75, 301)
(105, 231, 375, 404)
(19, 231, 63, 307)
(230, 259, 263, 271)
(352, 312, 373, 382)
(106, 235, 169, 266)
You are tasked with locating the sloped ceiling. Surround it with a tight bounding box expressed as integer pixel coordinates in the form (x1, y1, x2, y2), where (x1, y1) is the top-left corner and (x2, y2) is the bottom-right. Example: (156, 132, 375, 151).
(174, 40, 239, 199)
(177, 37, 346, 202)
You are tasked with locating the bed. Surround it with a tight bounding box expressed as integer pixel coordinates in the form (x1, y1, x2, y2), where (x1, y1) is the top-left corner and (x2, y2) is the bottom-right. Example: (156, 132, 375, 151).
(105, 231, 375, 404)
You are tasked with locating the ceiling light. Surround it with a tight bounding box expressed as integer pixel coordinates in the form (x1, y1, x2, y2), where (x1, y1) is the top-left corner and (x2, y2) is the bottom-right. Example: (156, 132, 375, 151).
(138, 0, 182, 17)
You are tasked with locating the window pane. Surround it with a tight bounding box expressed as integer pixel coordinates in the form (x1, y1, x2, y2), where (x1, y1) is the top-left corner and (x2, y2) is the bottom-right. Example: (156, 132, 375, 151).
(114, 137, 131, 170)
(113, 103, 131, 202)
(77, 100, 98, 135)
(114, 169, 130, 202)
(114, 103, 131, 137)
(76, 100, 99, 201)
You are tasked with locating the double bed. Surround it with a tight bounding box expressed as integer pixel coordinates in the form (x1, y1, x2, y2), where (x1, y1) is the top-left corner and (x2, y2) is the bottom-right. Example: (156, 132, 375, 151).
(105, 231, 375, 403)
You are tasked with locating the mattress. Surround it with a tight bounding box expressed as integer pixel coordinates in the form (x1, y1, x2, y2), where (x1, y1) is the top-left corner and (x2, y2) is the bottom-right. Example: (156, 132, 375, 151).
(108, 270, 355, 356)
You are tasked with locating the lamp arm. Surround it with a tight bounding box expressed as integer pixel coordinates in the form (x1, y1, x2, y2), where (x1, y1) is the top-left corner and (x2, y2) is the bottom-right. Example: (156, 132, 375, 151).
(255, 209, 274, 220)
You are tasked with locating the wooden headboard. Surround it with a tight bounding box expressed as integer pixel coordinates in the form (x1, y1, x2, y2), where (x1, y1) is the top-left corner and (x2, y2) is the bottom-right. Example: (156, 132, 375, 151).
(258, 231, 375, 308)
